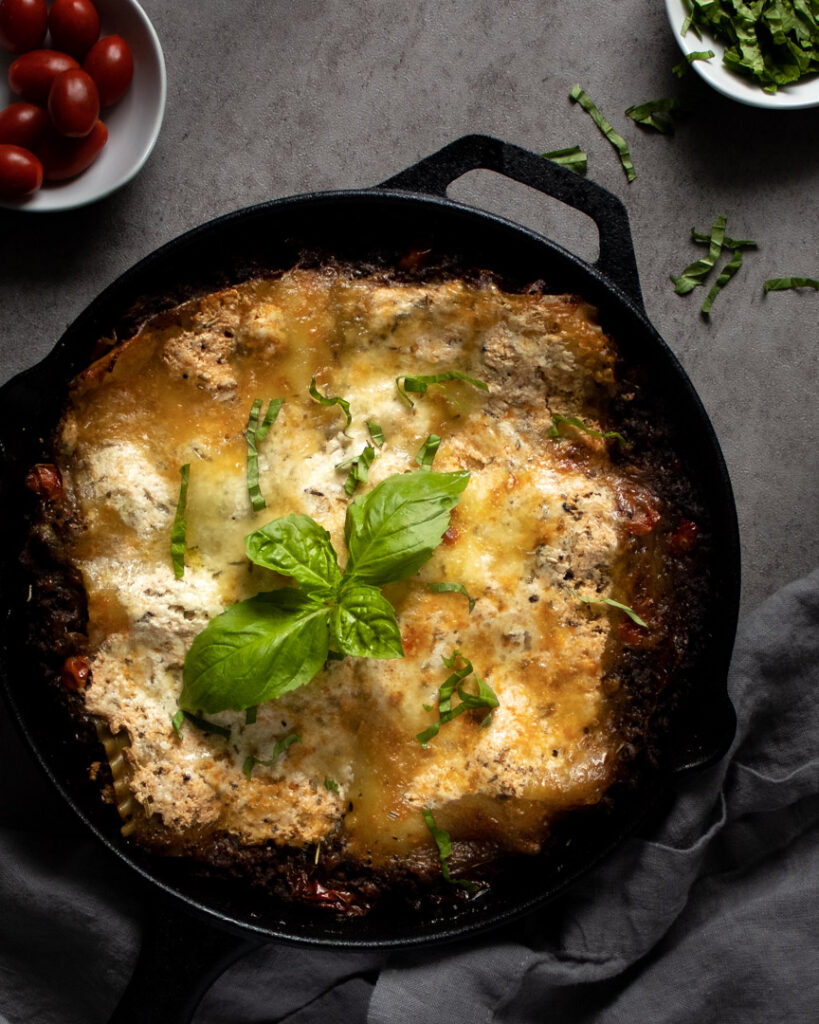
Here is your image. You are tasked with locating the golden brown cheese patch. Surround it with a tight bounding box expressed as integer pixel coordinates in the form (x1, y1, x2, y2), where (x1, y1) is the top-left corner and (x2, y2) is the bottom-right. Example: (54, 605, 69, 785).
(56, 268, 641, 869)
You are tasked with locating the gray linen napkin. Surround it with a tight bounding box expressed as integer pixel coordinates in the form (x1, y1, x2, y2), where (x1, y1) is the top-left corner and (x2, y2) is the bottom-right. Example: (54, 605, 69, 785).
(2, 570, 818, 1023)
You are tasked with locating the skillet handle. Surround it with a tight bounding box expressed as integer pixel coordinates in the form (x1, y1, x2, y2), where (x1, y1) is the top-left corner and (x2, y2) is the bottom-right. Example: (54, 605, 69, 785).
(379, 134, 644, 311)
(108, 893, 262, 1024)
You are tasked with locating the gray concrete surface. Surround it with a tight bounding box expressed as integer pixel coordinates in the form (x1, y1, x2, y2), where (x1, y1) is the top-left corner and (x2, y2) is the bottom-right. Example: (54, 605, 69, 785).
(1, 0, 817, 614)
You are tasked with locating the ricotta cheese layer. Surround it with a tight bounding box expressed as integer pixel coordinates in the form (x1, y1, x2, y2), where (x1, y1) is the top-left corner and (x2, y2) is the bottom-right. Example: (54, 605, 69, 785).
(54, 266, 654, 873)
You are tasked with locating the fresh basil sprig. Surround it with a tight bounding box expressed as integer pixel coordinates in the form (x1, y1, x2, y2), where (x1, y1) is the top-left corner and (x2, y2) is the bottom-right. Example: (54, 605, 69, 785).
(180, 470, 470, 713)
(395, 371, 488, 408)
(417, 650, 498, 748)
(171, 463, 190, 579)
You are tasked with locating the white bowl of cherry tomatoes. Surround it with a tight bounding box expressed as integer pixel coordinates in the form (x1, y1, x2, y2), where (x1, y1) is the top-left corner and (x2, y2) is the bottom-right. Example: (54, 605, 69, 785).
(0, 0, 165, 210)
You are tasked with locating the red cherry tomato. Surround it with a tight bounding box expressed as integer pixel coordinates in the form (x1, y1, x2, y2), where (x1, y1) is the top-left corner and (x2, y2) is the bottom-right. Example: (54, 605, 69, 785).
(47, 0, 99, 59)
(0, 142, 43, 197)
(38, 117, 106, 180)
(8, 48, 79, 103)
(0, 101, 48, 148)
(83, 34, 133, 106)
(48, 67, 99, 137)
(0, 0, 47, 55)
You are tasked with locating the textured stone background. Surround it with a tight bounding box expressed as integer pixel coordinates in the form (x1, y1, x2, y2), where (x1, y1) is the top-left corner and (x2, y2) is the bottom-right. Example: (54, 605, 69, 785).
(1, 0, 817, 611)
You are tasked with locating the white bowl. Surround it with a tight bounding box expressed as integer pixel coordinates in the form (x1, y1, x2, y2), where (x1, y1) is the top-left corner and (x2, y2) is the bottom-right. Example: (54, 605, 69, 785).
(0, 0, 166, 211)
(665, 0, 819, 110)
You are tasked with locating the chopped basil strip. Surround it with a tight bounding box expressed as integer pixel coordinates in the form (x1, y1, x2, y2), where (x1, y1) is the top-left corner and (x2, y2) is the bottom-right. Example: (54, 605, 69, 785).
(422, 808, 479, 891)
(578, 595, 647, 627)
(245, 705, 257, 725)
(624, 97, 691, 135)
(671, 215, 727, 294)
(427, 581, 476, 613)
(182, 711, 231, 739)
(549, 414, 626, 446)
(672, 49, 715, 76)
(170, 463, 190, 579)
(337, 444, 378, 496)
(171, 709, 185, 738)
(183, 470, 469, 713)
(681, 0, 819, 92)
(367, 420, 385, 447)
(417, 651, 498, 747)
(415, 434, 441, 470)
(243, 733, 301, 779)
(542, 145, 588, 173)
(246, 398, 284, 512)
(691, 228, 756, 250)
(702, 248, 744, 316)
(764, 277, 819, 292)
(309, 377, 352, 436)
(569, 84, 635, 182)
(395, 371, 488, 408)
(324, 777, 340, 793)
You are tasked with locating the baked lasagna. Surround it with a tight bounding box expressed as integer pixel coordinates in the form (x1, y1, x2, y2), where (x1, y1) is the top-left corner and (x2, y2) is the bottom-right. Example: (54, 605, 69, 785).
(26, 262, 705, 911)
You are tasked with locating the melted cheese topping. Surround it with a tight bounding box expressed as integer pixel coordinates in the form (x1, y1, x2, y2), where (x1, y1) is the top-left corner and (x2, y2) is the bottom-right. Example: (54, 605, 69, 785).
(56, 267, 640, 869)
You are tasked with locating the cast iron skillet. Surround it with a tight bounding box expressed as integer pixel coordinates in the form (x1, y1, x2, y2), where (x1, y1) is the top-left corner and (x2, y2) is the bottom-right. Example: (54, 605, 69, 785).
(0, 135, 740, 1021)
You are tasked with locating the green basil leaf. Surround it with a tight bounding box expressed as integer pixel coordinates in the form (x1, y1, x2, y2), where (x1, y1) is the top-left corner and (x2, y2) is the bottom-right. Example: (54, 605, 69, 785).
(324, 777, 340, 793)
(764, 277, 819, 292)
(367, 420, 385, 447)
(422, 808, 479, 892)
(671, 214, 727, 294)
(624, 97, 691, 135)
(578, 594, 647, 627)
(426, 581, 476, 612)
(672, 49, 715, 76)
(181, 711, 231, 739)
(171, 708, 185, 738)
(456, 675, 499, 711)
(245, 514, 342, 599)
(569, 83, 635, 182)
(181, 589, 330, 713)
(344, 470, 470, 586)
(395, 371, 488, 408)
(246, 398, 284, 512)
(331, 582, 404, 659)
(309, 377, 352, 436)
(245, 705, 257, 725)
(549, 414, 626, 446)
(701, 249, 744, 316)
(414, 434, 441, 470)
(542, 145, 588, 173)
(170, 463, 190, 579)
(337, 444, 378, 496)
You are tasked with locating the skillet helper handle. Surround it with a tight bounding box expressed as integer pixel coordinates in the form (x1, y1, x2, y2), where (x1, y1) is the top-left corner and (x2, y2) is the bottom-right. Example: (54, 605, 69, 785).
(379, 134, 644, 311)
(108, 894, 262, 1024)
